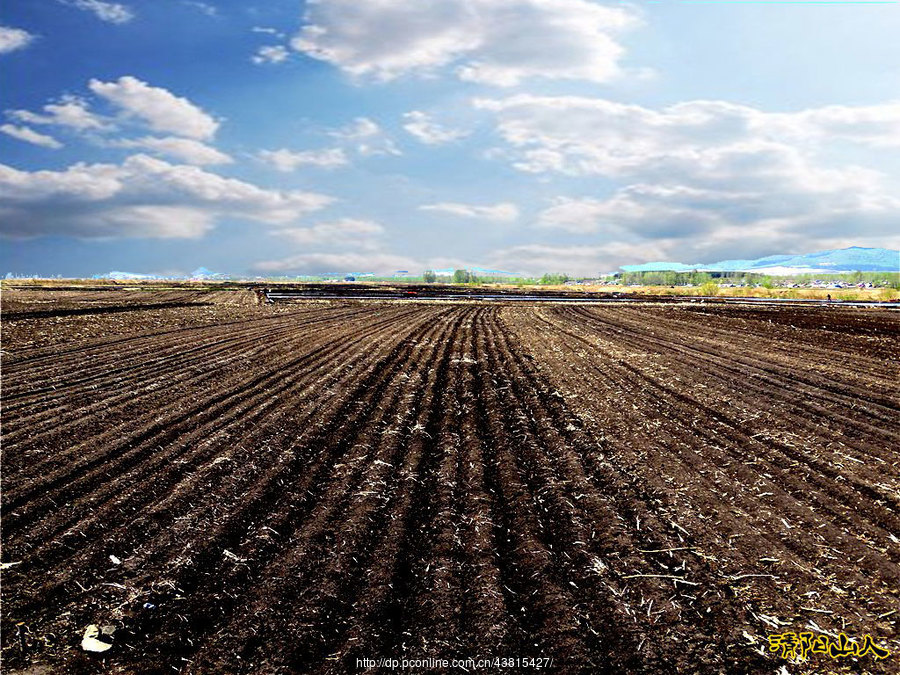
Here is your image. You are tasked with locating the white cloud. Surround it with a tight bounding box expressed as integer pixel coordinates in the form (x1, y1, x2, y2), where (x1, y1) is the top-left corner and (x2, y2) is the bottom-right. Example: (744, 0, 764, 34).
(0, 124, 64, 149)
(256, 217, 413, 274)
(536, 197, 610, 234)
(532, 176, 899, 254)
(329, 117, 401, 157)
(766, 102, 900, 148)
(252, 45, 289, 65)
(476, 94, 900, 251)
(0, 154, 333, 239)
(254, 251, 417, 275)
(485, 242, 668, 277)
(252, 27, 285, 38)
(331, 117, 380, 139)
(258, 147, 347, 171)
(0, 26, 34, 54)
(7, 85, 232, 167)
(420, 201, 519, 222)
(10, 96, 109, 131)
(292, 0, 638, 86)
(110, 136, 232, 165)
(272, 218, 385, 247)
(529, 180, 900, 268)
(183, 1, 217, 17)
(61, 0, 134, 24)
(474, 95, 900, 177)
(89, 76, 219, 140)
(537, 189, 739, 239)
(402, 111, 468, 145)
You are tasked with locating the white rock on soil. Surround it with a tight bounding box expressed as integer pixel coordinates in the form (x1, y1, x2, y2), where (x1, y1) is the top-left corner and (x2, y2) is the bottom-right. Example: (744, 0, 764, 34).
(81, 624, 115, 653)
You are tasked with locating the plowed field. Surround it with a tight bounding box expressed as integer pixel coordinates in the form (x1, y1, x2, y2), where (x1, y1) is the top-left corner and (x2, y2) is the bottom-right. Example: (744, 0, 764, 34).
(1, 296, 898, 674)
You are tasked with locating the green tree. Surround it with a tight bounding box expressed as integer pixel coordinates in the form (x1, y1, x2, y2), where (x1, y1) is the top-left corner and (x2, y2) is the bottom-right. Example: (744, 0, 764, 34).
(423, 270, 437, 283)
(540, 273, 569, 285)
(453, 269, 470, 284)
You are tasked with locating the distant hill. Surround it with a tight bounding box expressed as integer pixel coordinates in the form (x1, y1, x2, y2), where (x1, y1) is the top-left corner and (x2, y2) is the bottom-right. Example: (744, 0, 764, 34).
(190, 267, 229, 279)
(621, 247, 899, 274)
(92, 267, 228, 280)
(92, 270, 160, 280)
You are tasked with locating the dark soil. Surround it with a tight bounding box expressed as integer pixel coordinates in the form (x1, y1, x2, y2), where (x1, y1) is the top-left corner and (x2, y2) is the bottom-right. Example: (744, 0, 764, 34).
(1, 293, 897, 674)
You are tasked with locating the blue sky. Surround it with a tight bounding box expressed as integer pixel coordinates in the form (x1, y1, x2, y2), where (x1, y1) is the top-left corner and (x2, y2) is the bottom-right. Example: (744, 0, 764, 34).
(1, 0, 899, 276)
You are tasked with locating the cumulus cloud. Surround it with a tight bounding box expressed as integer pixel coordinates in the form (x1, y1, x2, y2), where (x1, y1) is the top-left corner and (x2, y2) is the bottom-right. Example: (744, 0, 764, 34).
(1, 124, 64, 149)
(89, 76, 219, 140)
(420, 201, 519, 222)
(10, 96, 110, 131)
(536, 197, 609, 234)
(272, 218, 385, 248)
(109, 136, 232, 165)
(255, 217, 414, 275)
(258, 147, 348, 171)
(537, 187, 792, 240)
(6, 83, 234, 168)
(252, 45, 289, 65)
(0, 26, 34, 54)
(476, 94, 900, 256)
(183, 1, 217, 17)
(530, 185, 899, 269)
(402, 111, 468, 145)
(474, 95, 900, 177)
(254, 251, 417, 275)
(331, 117, 380, 139)
(485, 242, 668, 277)
(329, 117, 401, 157)
(61, 0, 134, 24)
(765, 102, 900, 148)
(0, 154, 333, 239)
(252, 27, 284, 37)
(292, 0, 637, 86)
(538, 185, 900, 268)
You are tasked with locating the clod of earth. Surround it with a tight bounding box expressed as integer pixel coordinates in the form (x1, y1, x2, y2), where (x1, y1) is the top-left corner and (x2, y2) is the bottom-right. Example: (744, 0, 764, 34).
(81, 624, 115, 653)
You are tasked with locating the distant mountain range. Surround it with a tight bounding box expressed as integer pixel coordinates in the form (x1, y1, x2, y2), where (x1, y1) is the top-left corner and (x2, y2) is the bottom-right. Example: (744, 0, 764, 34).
(96, 271, 160, 280)
(94, 267, 227, 280)
(620, 247, 900, 275)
